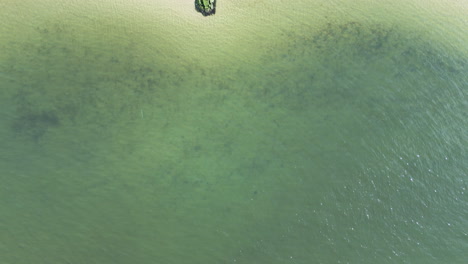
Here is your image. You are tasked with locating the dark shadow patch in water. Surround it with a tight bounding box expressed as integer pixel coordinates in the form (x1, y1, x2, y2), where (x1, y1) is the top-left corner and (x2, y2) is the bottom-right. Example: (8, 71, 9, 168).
(12, 110, 60, 141)
(3, 20, 192, 142)
(251, 20, 467, 113)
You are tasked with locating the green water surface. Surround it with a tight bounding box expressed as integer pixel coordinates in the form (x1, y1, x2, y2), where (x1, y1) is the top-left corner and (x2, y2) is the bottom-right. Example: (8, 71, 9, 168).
(0, 1, 466, 263)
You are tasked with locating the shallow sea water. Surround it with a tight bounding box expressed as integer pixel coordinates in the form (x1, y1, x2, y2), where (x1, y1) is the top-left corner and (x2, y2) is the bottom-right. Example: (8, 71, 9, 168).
(0, 0, 467, 263)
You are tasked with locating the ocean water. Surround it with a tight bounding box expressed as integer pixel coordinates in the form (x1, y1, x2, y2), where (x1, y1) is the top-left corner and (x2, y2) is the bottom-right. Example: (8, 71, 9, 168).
(0, 1, 466, 263)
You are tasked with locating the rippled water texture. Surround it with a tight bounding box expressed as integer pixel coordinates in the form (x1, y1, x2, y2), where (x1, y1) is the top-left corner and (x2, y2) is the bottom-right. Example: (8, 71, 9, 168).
(0, 0, 466, 263)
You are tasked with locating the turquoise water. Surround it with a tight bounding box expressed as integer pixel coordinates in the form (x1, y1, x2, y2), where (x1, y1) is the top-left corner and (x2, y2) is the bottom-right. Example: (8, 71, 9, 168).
(0, 1, 467, 263)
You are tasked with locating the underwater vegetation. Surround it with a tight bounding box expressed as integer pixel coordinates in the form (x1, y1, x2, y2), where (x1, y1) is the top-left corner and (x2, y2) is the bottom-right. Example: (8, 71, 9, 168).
(3, 19, 465, 142)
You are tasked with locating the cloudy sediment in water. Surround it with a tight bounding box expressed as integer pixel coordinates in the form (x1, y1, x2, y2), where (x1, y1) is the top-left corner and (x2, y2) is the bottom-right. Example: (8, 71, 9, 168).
(1, 0, 466, 263)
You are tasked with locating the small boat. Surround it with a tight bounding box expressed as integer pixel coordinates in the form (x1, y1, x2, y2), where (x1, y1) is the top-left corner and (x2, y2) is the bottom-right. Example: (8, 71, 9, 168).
(195, 0, 216, 16)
